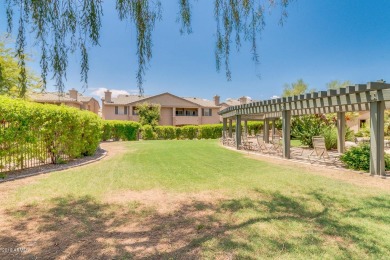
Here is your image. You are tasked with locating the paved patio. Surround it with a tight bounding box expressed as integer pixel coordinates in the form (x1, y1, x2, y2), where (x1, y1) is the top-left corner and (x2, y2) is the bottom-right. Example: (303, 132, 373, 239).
(222, 137, 390, 176)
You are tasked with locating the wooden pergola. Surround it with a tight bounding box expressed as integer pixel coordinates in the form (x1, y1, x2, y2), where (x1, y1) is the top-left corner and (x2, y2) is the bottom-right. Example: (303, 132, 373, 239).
(219, 82, 390, 176)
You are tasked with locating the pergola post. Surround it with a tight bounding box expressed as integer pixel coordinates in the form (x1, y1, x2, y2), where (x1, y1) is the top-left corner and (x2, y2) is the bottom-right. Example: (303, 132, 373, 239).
(370, 101, 385, 176)
(337, 112, 346, 154)
(222, 118, 227, 139)
(244, 120, 248, 136)
(236, 115, 242, 150)
(282, 110, 291, 159)
(228, 119, 233, 138)
(272, 119, 276, 136)
(263, 118, 270, 143)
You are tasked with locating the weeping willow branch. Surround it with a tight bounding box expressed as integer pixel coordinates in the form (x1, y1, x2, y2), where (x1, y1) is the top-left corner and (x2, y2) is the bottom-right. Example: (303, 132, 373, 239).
(116, 0, 161, 96)
(4, 0, 290, 95)
(5, 0, 104, 93)
(214, 0, 290, 80)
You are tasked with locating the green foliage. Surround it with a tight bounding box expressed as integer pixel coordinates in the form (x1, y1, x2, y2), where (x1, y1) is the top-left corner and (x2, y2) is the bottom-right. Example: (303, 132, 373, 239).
(5, 1, 290, 94)
(291, 115, 326, 148)
(246, 122, 264, 135)
(102, 120, 141, 141)
(327, 80, 353, 90)
(345, 127, 355, 142)
(355, 123, 370, 137)
(181, 125, 198, 140)
(141, 125, 157, 140)
(340, 144, 390, 172)
(321, 126, 337, 150)
(0, 38, 42, 97)
(198, 124, 223, 139)
(155, 126, 176, 140)
(282, 79, 314, 97)
(0, 96, 102, 170)
(136, 102, 161, 127)
(175, 127, 182, 140)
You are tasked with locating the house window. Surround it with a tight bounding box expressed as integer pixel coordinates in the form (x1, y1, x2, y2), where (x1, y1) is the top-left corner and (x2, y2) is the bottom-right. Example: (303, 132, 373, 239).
(132, 107, 138, 115)
(360, 119, 366, 129)
(186, 110, 197, 116)
(202, 108, 212, 116)
(176, 109, 184, 116)
(124, 106, 128, 115)
(88, 105, 91, 111)
(115, 106, 119, 115)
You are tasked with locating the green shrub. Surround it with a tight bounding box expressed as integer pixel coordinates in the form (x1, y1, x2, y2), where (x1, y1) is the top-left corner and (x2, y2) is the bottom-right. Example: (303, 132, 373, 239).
(345, 127, 355, 142)
(321, 126, 338, 150)
(291, 115, 326, 148)
(175, 127, 182, 140)
(198, 124, 223, 139)
(102, 120, 140, 141)
(181, 125, 198, 140)
(0, 96, 102, 169)
(247, 121, 264, 135)
(155, 126, 176, 139)
(340, 144, 390, 171)
(355, 123, 370, 137)
(142, 125, 157, 140)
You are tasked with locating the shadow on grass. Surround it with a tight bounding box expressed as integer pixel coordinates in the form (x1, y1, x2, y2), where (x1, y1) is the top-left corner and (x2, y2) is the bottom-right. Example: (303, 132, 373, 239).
(1, 190, 390, 259)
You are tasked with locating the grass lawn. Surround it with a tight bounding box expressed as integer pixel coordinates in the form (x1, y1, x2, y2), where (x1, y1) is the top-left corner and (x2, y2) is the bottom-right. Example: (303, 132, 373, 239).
(1, 140, 390, 259)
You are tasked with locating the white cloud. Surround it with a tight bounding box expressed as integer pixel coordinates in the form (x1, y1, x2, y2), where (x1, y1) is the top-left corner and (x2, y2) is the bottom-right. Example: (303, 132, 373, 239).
(91, 87, 138, 98)
(270, 95, 280, 99)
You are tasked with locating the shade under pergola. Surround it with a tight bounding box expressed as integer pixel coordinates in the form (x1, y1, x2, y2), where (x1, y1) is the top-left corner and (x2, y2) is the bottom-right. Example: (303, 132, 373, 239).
(219, 82, 390, 176)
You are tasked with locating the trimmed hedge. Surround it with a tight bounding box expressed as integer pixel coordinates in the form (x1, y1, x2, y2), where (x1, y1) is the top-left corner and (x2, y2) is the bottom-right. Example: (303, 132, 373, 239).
(155, 126, 176, 140)
(102, 120, 141, 141)
(140, 122, 263, 140)
(0, 96, 102, 171)
(141, 125, 157, 140)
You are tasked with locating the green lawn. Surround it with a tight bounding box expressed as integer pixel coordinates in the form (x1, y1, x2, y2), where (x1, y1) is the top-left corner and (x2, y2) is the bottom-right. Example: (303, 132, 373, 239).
(2, 140, 390, 259)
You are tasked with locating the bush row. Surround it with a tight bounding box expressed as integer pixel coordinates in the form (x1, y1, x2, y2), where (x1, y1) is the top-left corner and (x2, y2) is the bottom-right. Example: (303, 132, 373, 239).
(0, 96, 102, 171)
(340, 144, 390, 172)
(141, 122, 264, 140)
(102, 120, 141, 141)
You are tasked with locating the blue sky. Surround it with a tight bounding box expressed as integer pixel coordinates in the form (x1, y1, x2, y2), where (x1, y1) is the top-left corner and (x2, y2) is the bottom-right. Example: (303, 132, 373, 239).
(2, 0, 390, 102)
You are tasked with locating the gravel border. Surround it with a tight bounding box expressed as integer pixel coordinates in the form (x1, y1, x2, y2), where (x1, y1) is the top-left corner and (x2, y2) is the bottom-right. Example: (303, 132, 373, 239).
(0, 148, 107, 183)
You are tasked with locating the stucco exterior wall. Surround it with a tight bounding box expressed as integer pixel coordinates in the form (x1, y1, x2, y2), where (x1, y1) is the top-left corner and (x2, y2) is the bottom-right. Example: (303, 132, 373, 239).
(201, 108, 221, 124)
(102, 105, 129, 120)
(160, 107, 173, 125)
(346, 111, 370, 132)
(82, 99, 100, 115)
(102, 93, 221, 125)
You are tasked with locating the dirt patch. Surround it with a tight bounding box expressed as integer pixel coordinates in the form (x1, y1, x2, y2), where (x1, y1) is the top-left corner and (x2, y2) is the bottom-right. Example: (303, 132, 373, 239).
(0, 194, 227, 259)
(104, 189, 227, 214)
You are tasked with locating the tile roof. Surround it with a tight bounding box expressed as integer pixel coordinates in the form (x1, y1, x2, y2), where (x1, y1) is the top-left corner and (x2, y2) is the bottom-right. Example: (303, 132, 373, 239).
(182, 97, 219, 108)
(103, 94, 151, 105)
(222, 99, 241, 106)
(30, 92, 96, 104)
(105, 93, 219, 108)
(30, 92, 80, 103)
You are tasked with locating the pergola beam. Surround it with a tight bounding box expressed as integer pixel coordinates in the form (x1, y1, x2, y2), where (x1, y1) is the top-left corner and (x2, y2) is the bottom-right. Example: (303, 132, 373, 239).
(282, 110, 291, 159)
(370, 101, 385, 176)
(235, 115, 242, 150)
(337, 112, 346, 154)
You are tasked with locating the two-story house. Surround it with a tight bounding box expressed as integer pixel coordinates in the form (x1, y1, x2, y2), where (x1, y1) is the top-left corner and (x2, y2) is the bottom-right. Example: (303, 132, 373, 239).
(101, 91, 221, 126)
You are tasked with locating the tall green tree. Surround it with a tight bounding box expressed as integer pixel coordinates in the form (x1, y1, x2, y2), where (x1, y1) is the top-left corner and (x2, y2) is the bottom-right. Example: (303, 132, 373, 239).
(137, 102, 161, 127)
(0, 38, 41, 97)
(327, 80, 353, 90)
(282, 79, 314, 97)
(3, 0, 291, 94)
